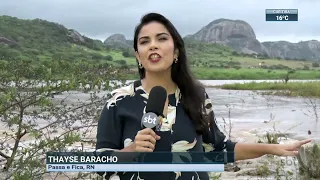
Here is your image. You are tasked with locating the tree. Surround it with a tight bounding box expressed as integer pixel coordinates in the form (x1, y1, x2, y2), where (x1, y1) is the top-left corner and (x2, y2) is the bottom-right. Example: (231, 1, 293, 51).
(0, 59, 124, 179)
(115, 60, 127, 65)
(122, 51, 130, 57)
(312, 62, 319, 68)
(303, 65, 310, 70)
(283, 70, 295, 84)
(104, 55, 113, 61)
(121, 49, 135, 58)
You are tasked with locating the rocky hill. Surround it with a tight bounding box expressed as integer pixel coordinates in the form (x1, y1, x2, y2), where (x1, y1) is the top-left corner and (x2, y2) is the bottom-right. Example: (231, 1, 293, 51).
(0, 15, 109, 62)
(186, 18, 320, 62)
(261, 40, 320, 60)
(0, 15, 104, 50)
(104, 34, 133, 49)
(1, 15, 319, 65)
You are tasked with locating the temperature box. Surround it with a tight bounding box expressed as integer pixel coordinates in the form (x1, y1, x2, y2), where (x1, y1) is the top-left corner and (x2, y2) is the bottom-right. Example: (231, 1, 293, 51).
(265, 9, 298, 21)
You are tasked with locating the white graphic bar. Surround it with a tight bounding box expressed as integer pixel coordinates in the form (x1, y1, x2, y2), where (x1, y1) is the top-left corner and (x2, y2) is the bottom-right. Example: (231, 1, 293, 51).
(46, 164, 224, 172)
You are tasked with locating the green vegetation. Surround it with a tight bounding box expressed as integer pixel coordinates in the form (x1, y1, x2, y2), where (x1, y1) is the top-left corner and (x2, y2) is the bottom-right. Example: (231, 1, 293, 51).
(0, 59, 122, 179)
(1, 15, 320, 80)
(183, 39, 319, 70)
(0, 16, 103, 57)
(217, 81, 320, 98)
(192, 68, 320, 80)
(298, 144, 320, 179)
(0, 15, 134, 68)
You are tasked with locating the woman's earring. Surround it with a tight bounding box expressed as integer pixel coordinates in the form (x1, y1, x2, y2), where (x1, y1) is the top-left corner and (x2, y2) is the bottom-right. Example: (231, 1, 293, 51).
(139, 63, 143, 69)
(174, 58, 178, 63)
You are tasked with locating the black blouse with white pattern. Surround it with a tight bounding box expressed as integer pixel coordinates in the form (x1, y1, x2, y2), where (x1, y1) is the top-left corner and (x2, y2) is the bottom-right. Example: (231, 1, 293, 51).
(96, 80, 236, 180)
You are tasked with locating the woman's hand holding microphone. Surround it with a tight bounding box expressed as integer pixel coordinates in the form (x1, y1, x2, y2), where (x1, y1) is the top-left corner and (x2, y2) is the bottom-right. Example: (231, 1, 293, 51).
(133, 128, 160, 152)
(121, 128, 160, 152)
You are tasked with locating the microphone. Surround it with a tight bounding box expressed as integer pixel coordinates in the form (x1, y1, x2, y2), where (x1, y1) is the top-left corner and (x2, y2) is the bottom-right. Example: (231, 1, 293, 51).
(141, 86, 167, 131)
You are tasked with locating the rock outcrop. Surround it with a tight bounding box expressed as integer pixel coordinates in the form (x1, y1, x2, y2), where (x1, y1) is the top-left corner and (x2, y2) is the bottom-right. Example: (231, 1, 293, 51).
(187, 18, 320, 61)
(104, 34, 131, 49)
(68, 29, 85, 43)
(261, 40, 320, 60)
(190, 19, 256, 42)
(0, 37, 18, 46)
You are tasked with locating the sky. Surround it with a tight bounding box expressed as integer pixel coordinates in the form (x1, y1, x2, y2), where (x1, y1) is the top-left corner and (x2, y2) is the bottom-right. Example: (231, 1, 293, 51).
(1, 0, 319, 43)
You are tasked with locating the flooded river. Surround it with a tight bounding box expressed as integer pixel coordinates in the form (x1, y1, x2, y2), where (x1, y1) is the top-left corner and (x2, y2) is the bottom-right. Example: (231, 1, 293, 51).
(202, 80, 320, 142)
(1, 79, 319, 142)
(0, 79, 319, 180)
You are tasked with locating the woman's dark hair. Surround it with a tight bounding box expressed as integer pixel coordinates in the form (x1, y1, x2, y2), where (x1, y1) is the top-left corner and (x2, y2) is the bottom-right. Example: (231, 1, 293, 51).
(133, 13, 209, 134)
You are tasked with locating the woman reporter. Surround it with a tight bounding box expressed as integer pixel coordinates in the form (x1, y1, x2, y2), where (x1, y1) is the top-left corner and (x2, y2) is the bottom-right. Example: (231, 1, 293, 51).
(96, 12, 311, 180)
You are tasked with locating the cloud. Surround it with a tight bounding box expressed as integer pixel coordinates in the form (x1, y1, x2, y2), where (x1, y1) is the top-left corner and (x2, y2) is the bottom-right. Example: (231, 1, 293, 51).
(1, 0, 319, 42)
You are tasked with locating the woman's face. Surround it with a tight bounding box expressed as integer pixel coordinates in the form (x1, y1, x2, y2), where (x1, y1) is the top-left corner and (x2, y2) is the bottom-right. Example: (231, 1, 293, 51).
(135, 21, 178, 73)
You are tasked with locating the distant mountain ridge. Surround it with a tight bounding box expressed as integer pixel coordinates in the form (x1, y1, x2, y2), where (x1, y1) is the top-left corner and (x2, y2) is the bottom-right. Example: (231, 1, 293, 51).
(1, 15, 319, 62)
(104, 18, 320, 62)
(260, 40, 320, 61)
(184, 18, 320, 61)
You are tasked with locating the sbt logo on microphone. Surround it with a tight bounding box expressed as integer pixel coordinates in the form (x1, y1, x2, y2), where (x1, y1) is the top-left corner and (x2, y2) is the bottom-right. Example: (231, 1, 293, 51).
(144, 115, 157, 124)
(142, 112, 159, 128)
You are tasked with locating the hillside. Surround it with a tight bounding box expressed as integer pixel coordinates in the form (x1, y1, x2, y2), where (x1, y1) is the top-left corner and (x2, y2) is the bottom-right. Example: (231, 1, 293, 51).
(0, 15, 135, 67)
(103, 33, 319, 71)
(0, 15, 319, 80)
(186, 18, 320, 62)
(0, 16, 103, 58)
